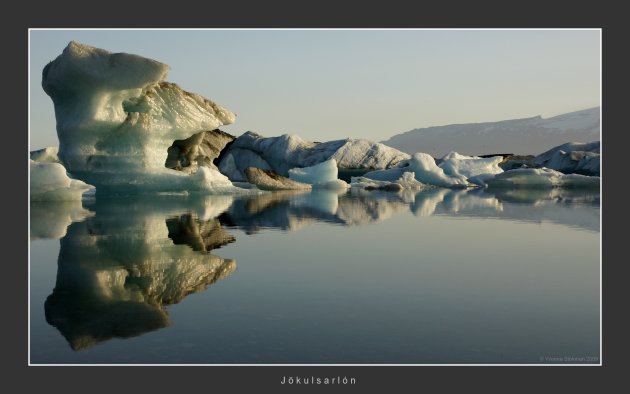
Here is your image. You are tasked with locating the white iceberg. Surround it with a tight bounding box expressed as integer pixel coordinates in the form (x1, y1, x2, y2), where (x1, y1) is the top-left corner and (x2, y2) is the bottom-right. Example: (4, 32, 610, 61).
(362, 152, 470, 188)
(532, 141, 600, 176)
(485, 168, 600, 188)
(30, 160, 95, 201)
(350, 171, 427, 190)
(289, 158, 337, 184)
(42, 41, 237, 193)
(438, 151, 504, 184)
(288, 158, 350, 189)
(218, 131, 410, 181)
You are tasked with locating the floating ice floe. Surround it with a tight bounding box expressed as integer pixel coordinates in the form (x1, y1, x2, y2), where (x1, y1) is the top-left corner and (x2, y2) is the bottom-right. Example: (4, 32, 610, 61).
(30, 160, 95, 201)
(42, 41, 238, 194)
(531, 141, 600, 176)
(350, 171, 427, 191)
(485, 168, 600, 188)
(288, 158, 350, 189)
(362, 152, 470, 188)
(438, 151, 504, 186)
(218, 131, 410, 181)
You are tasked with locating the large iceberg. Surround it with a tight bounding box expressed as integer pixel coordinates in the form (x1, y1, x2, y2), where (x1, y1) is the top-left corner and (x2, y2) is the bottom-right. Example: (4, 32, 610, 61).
(30, 160, 95, 201)
(218, 131, 410, 181)
(42, 41, 237, 193)
(289, 158, 337, 184)
(531, 141, 600, 176)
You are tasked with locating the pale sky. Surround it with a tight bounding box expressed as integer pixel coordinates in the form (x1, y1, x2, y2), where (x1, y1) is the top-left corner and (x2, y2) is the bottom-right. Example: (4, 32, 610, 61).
(29, 29, 600, 150)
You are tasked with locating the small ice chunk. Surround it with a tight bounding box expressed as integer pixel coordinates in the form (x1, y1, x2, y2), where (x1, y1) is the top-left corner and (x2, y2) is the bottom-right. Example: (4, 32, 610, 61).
(30, 160, 95, 201)
(312, 179, 351, 190)
(439, 151, 504, 179)
(288, 158, 339, 185)
(30, 147, 60, 163)
(351, 171, 428, 190)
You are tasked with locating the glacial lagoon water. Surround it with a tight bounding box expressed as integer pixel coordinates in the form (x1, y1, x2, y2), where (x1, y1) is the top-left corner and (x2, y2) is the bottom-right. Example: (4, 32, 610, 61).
(29, 188, 600, 364)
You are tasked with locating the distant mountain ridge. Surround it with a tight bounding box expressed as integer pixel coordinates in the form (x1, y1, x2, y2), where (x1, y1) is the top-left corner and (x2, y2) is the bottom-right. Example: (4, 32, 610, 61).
(382, 107, 600, 157)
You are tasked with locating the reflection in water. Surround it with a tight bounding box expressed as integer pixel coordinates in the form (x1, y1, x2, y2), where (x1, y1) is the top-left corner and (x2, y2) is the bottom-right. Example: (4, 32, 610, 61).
(30, 200, 94, 240)
(43, 197, 237, 351)
(33, 187, 599, 353)
(218, 187, 599, 233)
(219, 190, 344, 233)
(432, 188, 600, 232)
(167, 214, 235, 252)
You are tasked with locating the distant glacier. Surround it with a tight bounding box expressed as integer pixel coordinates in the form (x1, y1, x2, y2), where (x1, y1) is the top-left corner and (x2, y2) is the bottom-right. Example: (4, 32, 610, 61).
(382, 107, 600, 157)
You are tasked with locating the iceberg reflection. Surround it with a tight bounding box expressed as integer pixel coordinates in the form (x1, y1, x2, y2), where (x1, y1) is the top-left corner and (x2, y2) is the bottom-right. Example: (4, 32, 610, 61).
(30, 200, 94, 240)
(218, 187, 599, 232)
(44, 197, 237, 350)
(37, 187, 598, 350)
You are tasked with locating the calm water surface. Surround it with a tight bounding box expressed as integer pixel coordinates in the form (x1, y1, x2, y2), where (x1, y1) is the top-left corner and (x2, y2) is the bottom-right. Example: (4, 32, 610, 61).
(30, 188, 600, 364)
